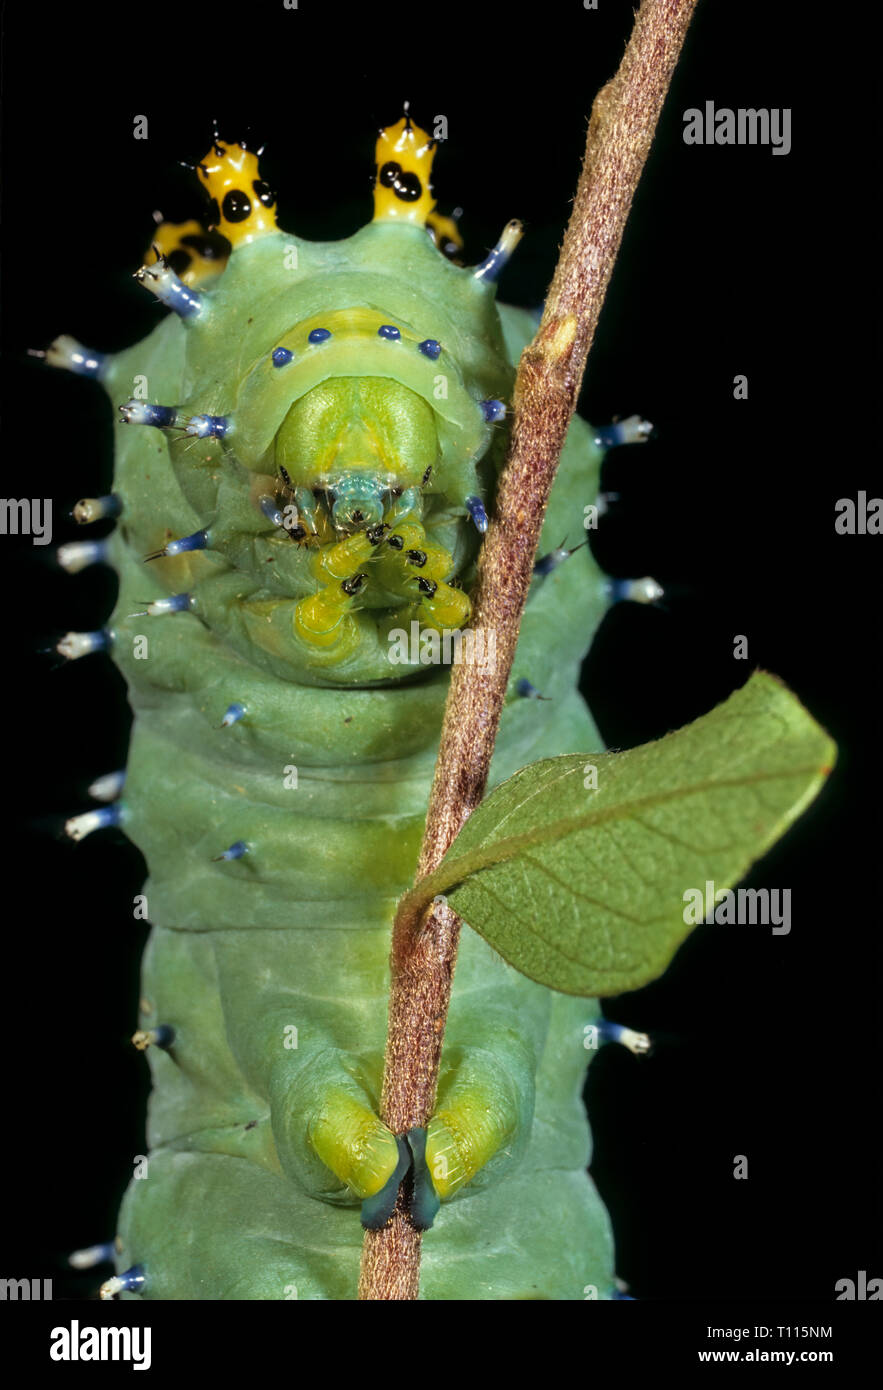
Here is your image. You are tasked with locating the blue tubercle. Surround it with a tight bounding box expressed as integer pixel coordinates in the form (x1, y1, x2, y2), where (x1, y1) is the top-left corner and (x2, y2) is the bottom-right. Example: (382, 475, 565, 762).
(418, 338, 441, 360)
(41, 335, 107, 378)
(69, 1241, 117, 1270)
(534, 541, 586, 578)
(474, 248, 509, 282)
(515, 678, 549, 700)
(308, 328, 332, 344)
(377, 324, 401, 340)
(144, 529, 209, 561)
(220, 701, 246, 729)
(64, 803, 124, 841)
(599, 1020, 627, 1045)
(593, 415, 653, 448)
(272, 347, 294, 367)
(213, 839, 249, 862)
(598, 1019, 652, 1054)
(607, 576, 664, 605)
(57, 538, 109, 574)
(472, 219, 524, 283)
(73, 494, 122, 524)
(130, 593, 193, 618)
(100, 1265, 146, 1300)
(88, 770, 127, 802)
(119, 401, 179, 429)
(465, 495, 488, 533)
(135, 257, 203, 319)
(56, 629, 111, 661)
(185, 414, 231, 439)
(259, 495, 284, 527)
(480, 399, 506, 423)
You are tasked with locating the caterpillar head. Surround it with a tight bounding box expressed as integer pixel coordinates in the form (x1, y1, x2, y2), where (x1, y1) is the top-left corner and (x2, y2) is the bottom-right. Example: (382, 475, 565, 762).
(236, 303, 496, 512)
(275, 373, 435, 530)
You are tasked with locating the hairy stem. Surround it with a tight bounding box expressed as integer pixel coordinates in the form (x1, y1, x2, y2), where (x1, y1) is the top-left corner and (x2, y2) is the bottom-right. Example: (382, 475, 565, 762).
(358, 0, 698, 1300)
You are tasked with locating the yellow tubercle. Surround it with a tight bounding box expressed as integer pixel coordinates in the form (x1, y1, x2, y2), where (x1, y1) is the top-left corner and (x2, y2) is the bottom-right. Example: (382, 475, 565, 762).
(197, 140, 278, 247)
(146, 219, 229, 286)
(426, 209, 464, 261)
(372, 111, 437, 227)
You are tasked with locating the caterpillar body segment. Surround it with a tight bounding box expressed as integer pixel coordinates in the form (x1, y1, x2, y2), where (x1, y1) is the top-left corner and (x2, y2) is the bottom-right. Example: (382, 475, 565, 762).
(53, 117, 637, 1300)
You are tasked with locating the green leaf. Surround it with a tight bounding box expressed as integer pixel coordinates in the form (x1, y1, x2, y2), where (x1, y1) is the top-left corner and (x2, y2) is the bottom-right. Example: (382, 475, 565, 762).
(433, 672, 835, 996)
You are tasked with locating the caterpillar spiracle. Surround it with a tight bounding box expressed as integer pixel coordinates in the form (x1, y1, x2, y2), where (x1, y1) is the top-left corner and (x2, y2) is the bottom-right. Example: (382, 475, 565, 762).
(46, 112, 691, 1301)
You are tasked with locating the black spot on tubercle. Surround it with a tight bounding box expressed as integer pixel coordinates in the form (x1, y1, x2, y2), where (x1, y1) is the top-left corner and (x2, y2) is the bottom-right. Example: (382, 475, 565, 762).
(379, 161, 401, 188)
(222, 189, 252, 223)
(180, 230, 231, 260)
(252, 179, 276, 208)
(394, 171, 422, 202)
(167, 250, 191, 277)
(378, 161, 422, 203)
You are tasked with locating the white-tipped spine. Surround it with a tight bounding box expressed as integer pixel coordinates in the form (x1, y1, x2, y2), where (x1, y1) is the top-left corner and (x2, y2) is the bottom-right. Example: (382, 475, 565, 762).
(44, 335, 106, 379)
(629, 577, 664, 604)
(608, 577, 664, 605)
(57, 539, 108, 574)
(135, 258, 203, 318)
(594, 415, 654, 449)
(617, 414, 653, 444)
(73, 495, 121, 525)
(56, 630, 109, 661)
(69, 1241, 116, 1270)
(64, 805, 122, 841)
(88, 770, 126, 802)
(130, 594, 192, 618)
(473, 219, 524, 282)
(616, 1026, 652, 1055)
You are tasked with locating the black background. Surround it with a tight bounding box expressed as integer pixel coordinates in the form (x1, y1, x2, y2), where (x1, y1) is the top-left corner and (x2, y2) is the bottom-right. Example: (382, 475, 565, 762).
(1, 0, 879, 1312)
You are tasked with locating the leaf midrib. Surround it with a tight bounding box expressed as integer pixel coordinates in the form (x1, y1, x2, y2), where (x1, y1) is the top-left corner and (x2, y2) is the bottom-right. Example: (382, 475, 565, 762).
(415, 760, 827, 906)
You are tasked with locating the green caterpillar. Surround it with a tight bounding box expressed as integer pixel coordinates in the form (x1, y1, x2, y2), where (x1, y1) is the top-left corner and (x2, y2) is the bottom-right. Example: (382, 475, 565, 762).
(53, 112, 665, 1301)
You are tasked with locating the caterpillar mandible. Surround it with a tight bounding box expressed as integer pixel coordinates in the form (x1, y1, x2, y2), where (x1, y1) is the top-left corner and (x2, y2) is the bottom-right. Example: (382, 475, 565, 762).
(43, 109, 637, 1301)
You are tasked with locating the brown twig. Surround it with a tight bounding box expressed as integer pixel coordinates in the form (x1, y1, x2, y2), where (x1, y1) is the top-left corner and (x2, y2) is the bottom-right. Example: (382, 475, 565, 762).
(358, 0, 699, 1300)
